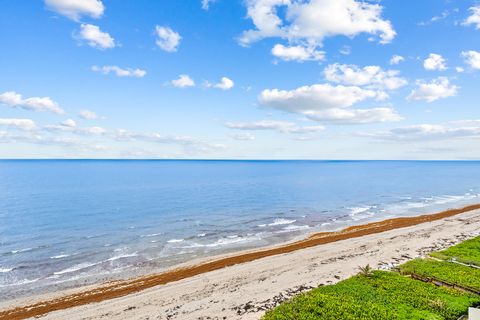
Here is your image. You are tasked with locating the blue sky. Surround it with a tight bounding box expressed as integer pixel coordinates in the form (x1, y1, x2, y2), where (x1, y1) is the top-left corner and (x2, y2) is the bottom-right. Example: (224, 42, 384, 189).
(1, 0, 480, 159)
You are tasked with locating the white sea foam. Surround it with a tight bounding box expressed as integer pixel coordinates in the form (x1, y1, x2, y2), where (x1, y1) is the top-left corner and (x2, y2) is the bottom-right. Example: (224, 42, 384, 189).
(277, 225, 310, 233)
(54, 262, 98, 275)
(259, 219, 296, 227)
(140, 233, 163, 238)
(349, 206, 372, 216)
(10, 247, 34, 254)
(388, 192, 479, 213)
(205, 235, 260, 247)
(197, 233, 206, 237)
(0, 268, 13, 273)
(167, 239, 184, 243)
(183, 234, 261, 249)
(0, 278, 39, 288)
(50, 254, 70, 259)
(107, 252, 138, 262)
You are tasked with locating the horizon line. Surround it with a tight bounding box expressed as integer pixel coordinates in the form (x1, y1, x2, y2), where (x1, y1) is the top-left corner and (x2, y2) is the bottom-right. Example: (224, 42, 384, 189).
(0, 158, 479, 162)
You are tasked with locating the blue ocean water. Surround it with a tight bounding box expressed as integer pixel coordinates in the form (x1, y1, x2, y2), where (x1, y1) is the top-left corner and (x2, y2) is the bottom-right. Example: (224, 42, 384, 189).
(1, 160, 480, 299)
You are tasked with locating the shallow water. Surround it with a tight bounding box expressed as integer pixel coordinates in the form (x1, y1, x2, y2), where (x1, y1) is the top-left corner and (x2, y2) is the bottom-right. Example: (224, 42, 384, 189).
(1, 160, 479, 298)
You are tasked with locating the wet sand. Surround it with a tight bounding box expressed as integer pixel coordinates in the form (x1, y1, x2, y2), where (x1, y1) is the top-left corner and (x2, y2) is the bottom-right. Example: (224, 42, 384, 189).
(1, 204, 480, 320)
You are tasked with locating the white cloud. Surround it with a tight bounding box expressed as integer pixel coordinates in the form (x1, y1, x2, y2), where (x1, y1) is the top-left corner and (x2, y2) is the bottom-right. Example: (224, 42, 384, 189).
(226, 120, 325, 134)
(114, 129, 225, 153)
(271, 44, 325, 62)
(155, 26, 181, 52)
(0, 132, 107, 151)
(463, 6, 480, 29)
(389, 55, 404, 65)
(171, 75, 195, 88)
(419, 10, 451, 26)
(456, 66, 465, 73)
(239, 0, 396, 47)
(206, 77, 235, 90)
(305, 107, 402, 124)
(201, 0, 215, 10)
(407, 77, 458, 103)
(44, 121, 106, 135)
(423, 53, 447, 71)
(79, 109, 101, 120)
(259, 83, 401, 124)
(0, 118, 37, 131)
(324, 64, 407, 90)
(461, 50, 480, 70)
(230, 132, 256, 141)
(339, 45, 351, 56)
(215, 77, 235, 90)
(78, 24, 115, 49)
(364, 121, 480, 141)
(91, 65, 146, 78)
(45, 0, 104, 21)
(61, 118, 77, 128)
(0, 91, 64, 114)
(260, 84, 378, 112)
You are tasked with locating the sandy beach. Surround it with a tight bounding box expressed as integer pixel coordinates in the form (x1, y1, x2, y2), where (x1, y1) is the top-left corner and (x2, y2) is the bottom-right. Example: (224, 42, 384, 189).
(2, 205, 480, 320)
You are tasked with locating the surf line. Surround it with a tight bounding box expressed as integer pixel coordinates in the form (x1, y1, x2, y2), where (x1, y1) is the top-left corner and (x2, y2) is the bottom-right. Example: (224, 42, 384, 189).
(2, 203, 480, 320)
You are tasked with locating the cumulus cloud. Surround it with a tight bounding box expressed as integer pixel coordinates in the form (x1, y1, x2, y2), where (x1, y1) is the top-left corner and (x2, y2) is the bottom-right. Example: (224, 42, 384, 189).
(79, 109, 101, 120)
(205, 77, 235, 90)
(423, 53, 447, 71)
(171, 74, 195, 88)
(0, 118, 37, 131)
(260, 84, 378, 112)
(363, 121, 480, 141)
(389, 55, 404, 65)
(463, 5, 480, 29)
(258, 83, 401, 124)
(77, 24, 115, 49)
(271, 44, 325, 62)
(215, 77, 235, 90)
(324, 64, 407, 90)
(239, 0, 396, 49)
(407, 77, 459, 103)
(155, 26, 181, 52)
(61, 118, 77, 128)
(462, 50, 480, 70)
(226, 120, 325, 133)
(91, 65, 146, 78)
(0, 91, 64, 114)
(45, 0, 104, 21)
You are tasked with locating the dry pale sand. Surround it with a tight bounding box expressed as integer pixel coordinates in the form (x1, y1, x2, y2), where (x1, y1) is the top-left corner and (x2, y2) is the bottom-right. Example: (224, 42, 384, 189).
(2, 207, 480, 320)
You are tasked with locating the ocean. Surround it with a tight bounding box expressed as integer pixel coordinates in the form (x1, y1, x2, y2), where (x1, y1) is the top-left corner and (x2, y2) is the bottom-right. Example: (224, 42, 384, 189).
(1, 160, 479, 299)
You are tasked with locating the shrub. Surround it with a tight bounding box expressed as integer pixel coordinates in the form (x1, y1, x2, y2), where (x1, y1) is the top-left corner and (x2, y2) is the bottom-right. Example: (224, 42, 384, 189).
(400, 258, 480, 292)
(262, 271, 479, 320)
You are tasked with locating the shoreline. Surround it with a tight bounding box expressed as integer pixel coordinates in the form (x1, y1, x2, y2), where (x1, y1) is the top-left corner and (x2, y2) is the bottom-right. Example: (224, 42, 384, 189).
(2, 203, 480, 320)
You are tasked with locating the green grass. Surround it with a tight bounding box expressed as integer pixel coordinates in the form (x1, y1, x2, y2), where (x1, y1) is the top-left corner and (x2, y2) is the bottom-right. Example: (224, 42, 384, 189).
(400, 258, 480, 292)
(430, 236, 480, 266)
(262, 271, 479, 320)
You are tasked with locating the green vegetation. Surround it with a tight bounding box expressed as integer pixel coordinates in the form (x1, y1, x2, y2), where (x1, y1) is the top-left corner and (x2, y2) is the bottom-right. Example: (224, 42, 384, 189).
(358, 264, 374, 277)
(430, 236, 480, 266)
(400, 258, 480, 292)
(262, 271, 479, 320)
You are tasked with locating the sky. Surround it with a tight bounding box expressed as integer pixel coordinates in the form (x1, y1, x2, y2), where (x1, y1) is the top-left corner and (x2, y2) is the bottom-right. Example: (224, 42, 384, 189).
(1, 0, 480, 159)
